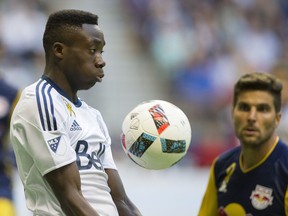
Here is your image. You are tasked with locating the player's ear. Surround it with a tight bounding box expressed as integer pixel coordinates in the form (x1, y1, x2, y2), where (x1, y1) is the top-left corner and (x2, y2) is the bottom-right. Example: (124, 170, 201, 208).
(53, 42, 65, 59)
(275, 112, 282, 129)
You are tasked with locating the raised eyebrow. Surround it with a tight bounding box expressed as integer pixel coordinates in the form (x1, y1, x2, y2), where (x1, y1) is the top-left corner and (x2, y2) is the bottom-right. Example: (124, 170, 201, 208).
(257, 103, 271, 108)
(237, 101, 249, 106)
(90, 38, 105, 46)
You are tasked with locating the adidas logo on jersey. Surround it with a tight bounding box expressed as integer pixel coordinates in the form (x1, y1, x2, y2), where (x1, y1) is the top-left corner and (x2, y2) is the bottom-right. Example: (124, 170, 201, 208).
(70, 120, 82, 131)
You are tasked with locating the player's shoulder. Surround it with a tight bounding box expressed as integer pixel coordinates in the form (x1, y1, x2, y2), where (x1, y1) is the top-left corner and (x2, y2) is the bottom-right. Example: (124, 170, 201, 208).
(273, 139, 288, 183)
(217, 146, 241, 161)
(15, 78, 67, 117)
(275, 139, 288, 162)
(22, 76, 67, 103)
(214, 146, 241, 169)
(81, 101, 102, 117)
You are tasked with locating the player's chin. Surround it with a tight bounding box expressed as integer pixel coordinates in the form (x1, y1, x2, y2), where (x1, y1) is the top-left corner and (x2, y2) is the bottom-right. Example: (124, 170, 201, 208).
(240, 136, 261, 146)
(81, 80, 98, 90)
(95, 76, 103, 83)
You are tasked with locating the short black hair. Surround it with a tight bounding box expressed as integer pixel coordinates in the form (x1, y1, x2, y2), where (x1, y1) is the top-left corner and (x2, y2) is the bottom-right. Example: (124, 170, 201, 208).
(233, 72, 283, 113)
(43, 9, 98, 53)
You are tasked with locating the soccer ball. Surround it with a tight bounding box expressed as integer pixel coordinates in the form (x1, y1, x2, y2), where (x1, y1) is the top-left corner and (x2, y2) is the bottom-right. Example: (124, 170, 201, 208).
(121, 100, 192, 170)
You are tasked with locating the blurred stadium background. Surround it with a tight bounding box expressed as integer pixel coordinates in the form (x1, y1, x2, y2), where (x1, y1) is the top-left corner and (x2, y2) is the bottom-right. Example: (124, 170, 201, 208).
(1, 0, 288, 215)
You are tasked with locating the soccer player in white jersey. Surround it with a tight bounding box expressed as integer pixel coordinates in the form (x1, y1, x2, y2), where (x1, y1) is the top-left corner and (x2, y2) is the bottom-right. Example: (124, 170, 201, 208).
(10, 9, 142, 216)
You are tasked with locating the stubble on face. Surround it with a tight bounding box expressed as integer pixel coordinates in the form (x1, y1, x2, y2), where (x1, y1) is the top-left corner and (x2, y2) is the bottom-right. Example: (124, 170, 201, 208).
(232, 91, 280, 149)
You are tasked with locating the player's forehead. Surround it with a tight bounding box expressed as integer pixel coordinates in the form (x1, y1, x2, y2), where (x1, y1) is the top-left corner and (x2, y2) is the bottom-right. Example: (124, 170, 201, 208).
(81, 24, 105, 43)
(82, 23, 101, 32)
(236, 90, 274, 106)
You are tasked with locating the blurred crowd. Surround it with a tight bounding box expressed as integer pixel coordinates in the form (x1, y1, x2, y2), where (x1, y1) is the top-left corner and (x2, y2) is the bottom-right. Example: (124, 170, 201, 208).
(0, 0, 48, 88)
(0, 0, 287, 167)
(0, 1, 287, 215)
(122, 0, 288, 166)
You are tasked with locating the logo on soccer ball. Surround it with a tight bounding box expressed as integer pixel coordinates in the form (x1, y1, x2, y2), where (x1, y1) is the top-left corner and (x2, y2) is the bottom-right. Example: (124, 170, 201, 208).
(160, 138, 186, 153)
(149, 104, 170, 134)
(129, 133, 157, 157)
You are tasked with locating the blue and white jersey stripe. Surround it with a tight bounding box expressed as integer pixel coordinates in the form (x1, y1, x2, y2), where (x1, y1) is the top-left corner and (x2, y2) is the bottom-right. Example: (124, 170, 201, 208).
(36, 79, 57, 131)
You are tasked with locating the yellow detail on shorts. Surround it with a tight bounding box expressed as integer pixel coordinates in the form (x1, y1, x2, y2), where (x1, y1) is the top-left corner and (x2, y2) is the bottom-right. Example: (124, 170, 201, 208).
(0, 198, 15, 216)
(225, 203, 246, 216)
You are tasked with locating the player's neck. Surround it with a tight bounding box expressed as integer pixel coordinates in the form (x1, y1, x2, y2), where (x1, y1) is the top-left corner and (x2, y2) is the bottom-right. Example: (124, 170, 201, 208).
(240, 134, 278, 170)
(43, 69, 78, 103)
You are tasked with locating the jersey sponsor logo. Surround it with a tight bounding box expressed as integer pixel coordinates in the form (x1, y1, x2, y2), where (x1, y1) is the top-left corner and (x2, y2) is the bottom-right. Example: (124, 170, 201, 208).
(47, 136, 61, 153)
(70, 120, 82, 131)
(250, 185, 273, 210)
(75, 140, 105, 171)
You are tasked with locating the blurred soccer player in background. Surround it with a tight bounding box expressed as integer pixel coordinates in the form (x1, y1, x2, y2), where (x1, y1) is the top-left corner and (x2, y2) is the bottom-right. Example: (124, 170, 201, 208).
(198, 72, 288, 215)
(271, 62, 288, 143)
(10, 9, 142, 216)
(0, 75, 20, 216)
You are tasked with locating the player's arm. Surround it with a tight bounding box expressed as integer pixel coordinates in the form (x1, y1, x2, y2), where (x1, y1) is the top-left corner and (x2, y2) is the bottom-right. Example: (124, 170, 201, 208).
(44, 162, 100, 216)
(106, 168, 142, 216)
(198, 160, 218, 216)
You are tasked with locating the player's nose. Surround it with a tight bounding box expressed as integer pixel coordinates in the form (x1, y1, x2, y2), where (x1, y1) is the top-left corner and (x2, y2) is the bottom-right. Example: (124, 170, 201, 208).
(94, 54, 106, 68)
(248, 107, 257, 121)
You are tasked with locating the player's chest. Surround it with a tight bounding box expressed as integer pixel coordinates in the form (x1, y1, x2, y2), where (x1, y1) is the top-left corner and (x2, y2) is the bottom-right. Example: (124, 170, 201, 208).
(66, 108, 106, 147)
(216, 165, 284, 215)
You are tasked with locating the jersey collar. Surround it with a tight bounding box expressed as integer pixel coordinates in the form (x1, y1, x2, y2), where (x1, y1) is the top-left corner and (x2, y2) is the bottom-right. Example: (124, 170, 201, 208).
(41, 75, 82, 107)
(239, 136, 279, 173)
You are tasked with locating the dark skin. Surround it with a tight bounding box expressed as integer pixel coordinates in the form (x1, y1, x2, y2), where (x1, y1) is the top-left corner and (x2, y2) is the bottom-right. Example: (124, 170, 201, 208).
(44, 24, 106, 102)
(44, 24, 142, 216)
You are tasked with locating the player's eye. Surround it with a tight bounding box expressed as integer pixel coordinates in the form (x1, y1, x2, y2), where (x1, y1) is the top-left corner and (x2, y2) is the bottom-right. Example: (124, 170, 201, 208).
(89, 49, 104, 55)
(89, 48, 96, 54)
(237, 103, 250, 112)
(257, 104, 270, 112)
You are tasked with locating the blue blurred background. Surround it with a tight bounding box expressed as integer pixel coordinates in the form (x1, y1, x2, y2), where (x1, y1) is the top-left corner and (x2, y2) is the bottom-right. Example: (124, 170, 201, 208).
(1, 0, 288, 215)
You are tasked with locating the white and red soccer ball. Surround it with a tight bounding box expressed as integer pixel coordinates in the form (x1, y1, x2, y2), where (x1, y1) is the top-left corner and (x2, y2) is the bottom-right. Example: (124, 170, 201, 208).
(121, 100, 192, 170)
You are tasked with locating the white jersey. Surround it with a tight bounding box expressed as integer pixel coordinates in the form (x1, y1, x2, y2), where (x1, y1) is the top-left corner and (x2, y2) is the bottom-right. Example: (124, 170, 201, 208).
(10, 76, 118, 216)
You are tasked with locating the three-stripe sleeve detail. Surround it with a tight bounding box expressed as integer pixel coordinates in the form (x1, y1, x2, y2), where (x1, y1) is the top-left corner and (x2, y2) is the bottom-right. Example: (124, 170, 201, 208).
(98, 143, 106, 158)
(36, 80, 58, 131)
